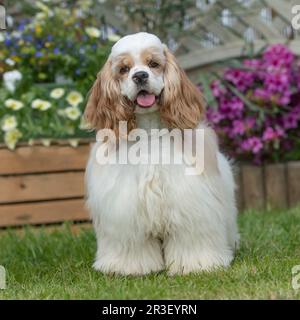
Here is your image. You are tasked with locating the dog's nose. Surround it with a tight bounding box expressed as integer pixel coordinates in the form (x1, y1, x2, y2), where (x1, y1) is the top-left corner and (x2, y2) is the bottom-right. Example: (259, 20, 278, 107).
(132, 71, 149, 85)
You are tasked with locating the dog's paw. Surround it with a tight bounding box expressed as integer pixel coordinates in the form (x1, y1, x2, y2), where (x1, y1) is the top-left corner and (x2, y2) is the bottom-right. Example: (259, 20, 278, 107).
(93, 256, 164, 276)
(166, 252, 233, 276)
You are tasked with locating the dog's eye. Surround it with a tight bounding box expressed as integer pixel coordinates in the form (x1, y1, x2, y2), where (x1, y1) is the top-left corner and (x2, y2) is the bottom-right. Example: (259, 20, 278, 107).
(148, 60, 159, 68)
(120, 66, 130, 74)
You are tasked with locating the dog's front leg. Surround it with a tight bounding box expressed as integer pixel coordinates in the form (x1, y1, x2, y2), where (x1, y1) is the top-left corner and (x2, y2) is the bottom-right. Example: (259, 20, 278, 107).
(163, 216, 235, 275)
(92, 215, 164, 276)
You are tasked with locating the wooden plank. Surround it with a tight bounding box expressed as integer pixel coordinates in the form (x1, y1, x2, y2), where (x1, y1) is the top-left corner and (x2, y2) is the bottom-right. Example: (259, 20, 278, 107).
(234, 165, 243, 212)
(0, 222, 92, 235)
(0, 172, 85, 204)
(0, 144, 91, 175)
(287, 162, 300, 207)
(265, 163, 288, 209)
(264, 0, 296, 21)
(0, 199, 90, 227)
(177, 39, 300, 70)
(242, 165, 265, 210)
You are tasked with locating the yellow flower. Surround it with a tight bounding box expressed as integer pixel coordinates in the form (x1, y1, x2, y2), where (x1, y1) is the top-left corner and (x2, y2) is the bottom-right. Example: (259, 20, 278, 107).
(66, 91, 83, 107)
(85, 27, 101, 38)
(64, 106, 81, 121)
(5, 99, 24, 111)
(4, 128, 22, 150)
(50, 88, 65, 99)
(1, 115, 18, 132)
(35, 24, 43, 35)
(32, 99, 51, 111)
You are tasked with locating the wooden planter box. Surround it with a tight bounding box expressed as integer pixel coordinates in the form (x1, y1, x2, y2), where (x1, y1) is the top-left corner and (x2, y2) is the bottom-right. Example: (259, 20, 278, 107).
(0, 143, 300, 228)
(0, 142, 91, 227)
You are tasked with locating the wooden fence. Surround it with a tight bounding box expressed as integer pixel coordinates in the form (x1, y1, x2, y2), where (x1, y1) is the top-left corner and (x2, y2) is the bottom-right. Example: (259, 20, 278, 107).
(0, 143, 300, 228)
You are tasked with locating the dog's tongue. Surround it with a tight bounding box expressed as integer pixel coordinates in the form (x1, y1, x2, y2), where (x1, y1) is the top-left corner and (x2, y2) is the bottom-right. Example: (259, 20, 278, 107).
(136, 92, 156, 108)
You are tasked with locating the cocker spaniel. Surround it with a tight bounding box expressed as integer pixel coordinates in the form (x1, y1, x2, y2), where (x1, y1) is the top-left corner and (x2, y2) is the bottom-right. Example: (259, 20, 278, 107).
(84, 32, 239, 275)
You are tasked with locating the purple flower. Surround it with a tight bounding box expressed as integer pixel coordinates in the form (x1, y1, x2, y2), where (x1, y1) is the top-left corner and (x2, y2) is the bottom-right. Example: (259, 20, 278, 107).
(283, 112, 300, 129)
(210, 80, 225, 98)
(224, 68, 254, 92)
(205, 43, 300, 163)
(262, 127, 284, 141)
(263, 44, 294, 69)
(232, 120, 245, 135)
(240, 137, 263, 154)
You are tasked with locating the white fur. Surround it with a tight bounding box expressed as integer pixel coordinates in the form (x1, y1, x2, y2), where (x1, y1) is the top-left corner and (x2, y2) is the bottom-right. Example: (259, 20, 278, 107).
(85, 33, 239, 275)
(86, 113, 239, 275)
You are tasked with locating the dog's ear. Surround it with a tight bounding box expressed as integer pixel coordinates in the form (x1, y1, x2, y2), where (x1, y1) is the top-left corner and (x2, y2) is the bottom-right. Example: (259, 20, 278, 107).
(160, 48, 205, 129)
(84, 59, 135, 136)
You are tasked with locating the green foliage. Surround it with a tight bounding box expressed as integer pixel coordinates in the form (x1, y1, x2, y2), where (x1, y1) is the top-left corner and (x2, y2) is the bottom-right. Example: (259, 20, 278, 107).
(0, 0, 116, 149)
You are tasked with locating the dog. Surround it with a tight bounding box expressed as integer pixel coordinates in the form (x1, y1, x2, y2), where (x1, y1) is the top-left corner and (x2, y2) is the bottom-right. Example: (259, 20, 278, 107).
(84, 32, 239, 275)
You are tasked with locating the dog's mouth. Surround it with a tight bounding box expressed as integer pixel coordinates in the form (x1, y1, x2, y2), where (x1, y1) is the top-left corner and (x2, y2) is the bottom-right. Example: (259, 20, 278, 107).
(135, 90, 158, 108)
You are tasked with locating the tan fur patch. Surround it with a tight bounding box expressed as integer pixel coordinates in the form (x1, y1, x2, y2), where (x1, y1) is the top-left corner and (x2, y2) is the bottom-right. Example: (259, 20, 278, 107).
(140, 47, 165, 75)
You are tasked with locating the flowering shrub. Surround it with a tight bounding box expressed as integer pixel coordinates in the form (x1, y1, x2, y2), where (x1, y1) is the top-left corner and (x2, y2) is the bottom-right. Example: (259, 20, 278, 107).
(0, 1, 118, 149)
(206, 44, 300, 164)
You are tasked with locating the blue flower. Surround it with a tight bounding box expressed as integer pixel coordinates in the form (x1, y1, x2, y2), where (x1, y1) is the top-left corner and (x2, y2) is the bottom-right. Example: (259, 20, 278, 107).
(4, 38, 12, 46)
(23, 35, 33, 42)
(35, 51, 43, 57)
(53, 47, 60, 54)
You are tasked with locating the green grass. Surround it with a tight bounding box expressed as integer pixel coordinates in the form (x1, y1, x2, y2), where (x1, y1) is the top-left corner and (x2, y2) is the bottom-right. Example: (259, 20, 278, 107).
(0, 208, 300, 299)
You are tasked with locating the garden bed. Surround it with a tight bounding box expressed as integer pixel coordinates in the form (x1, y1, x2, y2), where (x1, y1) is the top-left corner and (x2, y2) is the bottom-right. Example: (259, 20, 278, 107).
(0, 142, 300, 228)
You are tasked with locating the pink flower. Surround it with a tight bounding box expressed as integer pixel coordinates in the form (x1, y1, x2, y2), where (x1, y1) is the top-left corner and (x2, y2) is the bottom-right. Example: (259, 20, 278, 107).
(262, 127, 284, 141)
(240, 137, 263, 154)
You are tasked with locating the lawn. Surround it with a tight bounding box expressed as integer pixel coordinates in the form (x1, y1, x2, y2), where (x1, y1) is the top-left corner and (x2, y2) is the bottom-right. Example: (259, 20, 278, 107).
(0, 208, 300, 299)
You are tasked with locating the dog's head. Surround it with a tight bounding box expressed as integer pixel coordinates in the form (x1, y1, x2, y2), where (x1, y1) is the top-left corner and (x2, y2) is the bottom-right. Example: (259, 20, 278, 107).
(84, 32, 205, 135)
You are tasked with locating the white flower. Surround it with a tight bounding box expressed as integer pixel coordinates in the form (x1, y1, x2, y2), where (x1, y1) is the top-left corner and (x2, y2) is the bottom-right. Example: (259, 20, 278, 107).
(68, 139, 79, 148)
(5, 58, 15, 66)
(35, 1, 54, 16)
(35, 12, 47, 20)
(66, 91, 83, 107)
(64, 106, 81, 121)
(5, 99, 24, 111)
(1, 115, 18, 132)
(11, 31, 22, 39)
(108, 34, 121, 42)
(0, 33, 4, 42)
(31, 99, 52, 111)
(85, 27, 101, 38)
(79, 116, 91, 130)
(50, 88, 65, 99)
(28, 139, 35, 146)
(41, 139, 51, 147)
(4, 128, 22, 150)
(3, 70, 22, 93)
